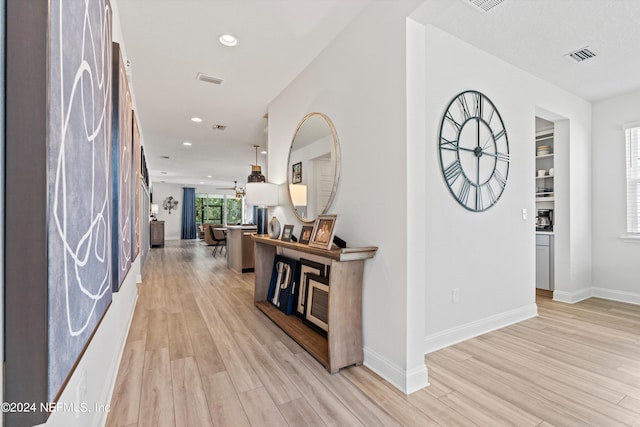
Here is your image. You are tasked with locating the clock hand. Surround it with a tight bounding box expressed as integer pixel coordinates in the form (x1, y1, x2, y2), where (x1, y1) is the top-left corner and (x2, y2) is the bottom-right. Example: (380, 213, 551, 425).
(481, 132, 494, 150)
(457, 146, 477, 153)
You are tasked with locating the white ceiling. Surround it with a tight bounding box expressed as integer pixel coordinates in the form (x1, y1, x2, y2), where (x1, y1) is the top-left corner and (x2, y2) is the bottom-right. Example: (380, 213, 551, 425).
(117, 0, 640, 190)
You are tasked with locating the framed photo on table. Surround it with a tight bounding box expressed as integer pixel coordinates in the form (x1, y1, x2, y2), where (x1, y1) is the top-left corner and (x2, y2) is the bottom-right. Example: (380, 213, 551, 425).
(281, 224, 294, 242)
(309, 214, 337, 250)
(299, 225, 313, 244)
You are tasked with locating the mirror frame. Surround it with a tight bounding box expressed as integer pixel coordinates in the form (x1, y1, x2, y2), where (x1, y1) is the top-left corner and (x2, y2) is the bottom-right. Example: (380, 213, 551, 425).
(286, 112, 341, 223)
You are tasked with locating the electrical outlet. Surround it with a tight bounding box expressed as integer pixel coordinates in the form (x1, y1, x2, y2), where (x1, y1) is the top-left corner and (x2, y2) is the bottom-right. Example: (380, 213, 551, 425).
(452, 288, 460, 304)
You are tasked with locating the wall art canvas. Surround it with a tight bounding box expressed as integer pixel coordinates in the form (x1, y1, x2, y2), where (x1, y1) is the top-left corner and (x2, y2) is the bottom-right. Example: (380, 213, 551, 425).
(111, 41, 133, 291)
(267, 255, 300, 315)
(48, 0, 113, 402)
(133, 110, 141, 259)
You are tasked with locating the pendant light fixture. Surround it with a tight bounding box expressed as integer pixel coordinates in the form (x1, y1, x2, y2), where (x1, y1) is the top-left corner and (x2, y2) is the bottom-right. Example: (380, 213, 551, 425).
(247, 144, 266, 183)
(245, 144, 277, 235)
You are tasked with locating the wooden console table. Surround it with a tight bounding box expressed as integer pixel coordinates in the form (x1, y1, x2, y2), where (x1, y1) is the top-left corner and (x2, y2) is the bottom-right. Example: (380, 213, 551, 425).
(149, 220, 165, 247)
(251, 234, 377, 373)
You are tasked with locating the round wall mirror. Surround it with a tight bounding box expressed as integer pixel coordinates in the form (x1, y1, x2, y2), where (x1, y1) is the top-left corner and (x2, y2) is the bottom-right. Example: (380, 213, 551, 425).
(286, 112, 340, 223)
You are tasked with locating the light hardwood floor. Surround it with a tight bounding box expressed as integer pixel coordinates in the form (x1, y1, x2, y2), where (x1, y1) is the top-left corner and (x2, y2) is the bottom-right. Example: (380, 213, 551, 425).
(106, 240, 640, 426)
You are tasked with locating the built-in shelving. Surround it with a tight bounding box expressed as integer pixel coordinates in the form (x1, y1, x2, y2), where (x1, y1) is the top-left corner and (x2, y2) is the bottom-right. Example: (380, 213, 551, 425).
(535, 127, 555, 226)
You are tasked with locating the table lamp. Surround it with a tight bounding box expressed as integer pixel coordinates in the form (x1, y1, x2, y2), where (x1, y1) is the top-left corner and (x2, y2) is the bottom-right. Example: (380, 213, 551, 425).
(151, 204, 159, 220)
(245, 182, 278, 235)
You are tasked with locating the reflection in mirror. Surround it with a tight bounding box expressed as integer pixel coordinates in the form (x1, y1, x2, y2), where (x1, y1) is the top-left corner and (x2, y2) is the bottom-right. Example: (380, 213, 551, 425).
(287, 112, 340, 223)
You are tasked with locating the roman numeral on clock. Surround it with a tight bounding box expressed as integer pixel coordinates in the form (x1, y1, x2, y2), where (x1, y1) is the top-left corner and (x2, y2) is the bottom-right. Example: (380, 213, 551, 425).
(444, 161, 462, 184)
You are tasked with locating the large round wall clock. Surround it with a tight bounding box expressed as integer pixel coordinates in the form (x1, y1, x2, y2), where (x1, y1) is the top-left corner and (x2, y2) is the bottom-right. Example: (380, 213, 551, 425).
(438, 90, 510, 212)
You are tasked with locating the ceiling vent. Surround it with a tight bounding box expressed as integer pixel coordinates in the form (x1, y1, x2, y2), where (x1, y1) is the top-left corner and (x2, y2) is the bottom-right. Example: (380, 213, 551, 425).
(212, 124, 226, 131)
(196, 72, 223, 85)
(565, 47, 597, 63)
(465, 0, 506, 12)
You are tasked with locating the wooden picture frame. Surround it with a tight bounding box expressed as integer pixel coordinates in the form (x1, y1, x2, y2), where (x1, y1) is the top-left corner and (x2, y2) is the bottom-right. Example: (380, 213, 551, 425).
(281, 224, 294, 242)
(305, 273, 330, 334)
(292, 161, 302, 184)
(299, 225, 313, 244)
(309, 214, 337, 250)
(297, 259, 327, 317)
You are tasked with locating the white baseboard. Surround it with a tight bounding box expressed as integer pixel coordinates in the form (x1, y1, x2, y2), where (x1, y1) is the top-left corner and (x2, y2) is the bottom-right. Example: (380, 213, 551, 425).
(423, 304, 538, 355)
(591, 287, 640, 306)
(552, 288, 592, 304)
(547, 286, 640, 306)
(363, 347, 429, 395)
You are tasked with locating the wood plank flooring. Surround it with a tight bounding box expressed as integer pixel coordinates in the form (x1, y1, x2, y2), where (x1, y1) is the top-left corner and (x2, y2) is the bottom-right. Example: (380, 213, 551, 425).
(106, 240, 640, 426)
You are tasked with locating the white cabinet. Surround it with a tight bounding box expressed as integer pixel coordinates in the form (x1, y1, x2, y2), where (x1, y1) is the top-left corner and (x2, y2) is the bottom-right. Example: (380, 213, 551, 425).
(535, 234, 554, 290)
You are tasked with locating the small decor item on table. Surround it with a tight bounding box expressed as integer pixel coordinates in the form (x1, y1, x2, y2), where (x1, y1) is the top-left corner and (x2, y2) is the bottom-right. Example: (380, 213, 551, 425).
(268, 216, 281, 239)
(281, 224, 294, 242)
(292, 162, 302, 184)
(267, 255, 299, 315)
(162, 196, 179, 214)
(304, 273, 330, 335)
(309, 214, 337, 250)
(297, 258, 329, 318)
(299, 225, 313, 244)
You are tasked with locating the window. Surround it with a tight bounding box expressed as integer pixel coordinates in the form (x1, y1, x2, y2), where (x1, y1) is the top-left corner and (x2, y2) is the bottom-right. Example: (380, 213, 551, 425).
(226, 197, 243, 225)
(625, 126, 640, 233)
(196, 193, 245, 225)
(196, 194, 223, 225)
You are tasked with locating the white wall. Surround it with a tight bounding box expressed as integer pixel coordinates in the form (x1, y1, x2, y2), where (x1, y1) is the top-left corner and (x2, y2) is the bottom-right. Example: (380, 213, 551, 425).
(591, 89, 640, 304)
(268, 0, 425, 393)
(151, 182, 184, 240)
(409, 21, 592, 352)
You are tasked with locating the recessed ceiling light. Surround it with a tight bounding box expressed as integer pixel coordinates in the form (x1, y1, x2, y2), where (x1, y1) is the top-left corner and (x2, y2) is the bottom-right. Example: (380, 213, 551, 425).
(199, 181, 204, 184)
(218, 34, 238, 47)
(207, 175, 212, 178)
(261, 150, 267, 155)
(183, 141, 192, 146)
(191, 117, 203, 123)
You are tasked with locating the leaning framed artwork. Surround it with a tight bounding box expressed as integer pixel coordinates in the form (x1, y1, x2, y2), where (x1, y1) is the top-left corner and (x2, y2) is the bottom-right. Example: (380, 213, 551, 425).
(309, 214, 337, 250)
(296, 258, 328, 317)
(267, 255, 299, 315)
(305, 273, 330, 334)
